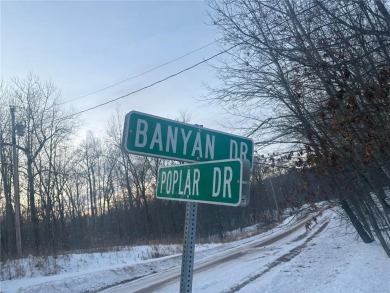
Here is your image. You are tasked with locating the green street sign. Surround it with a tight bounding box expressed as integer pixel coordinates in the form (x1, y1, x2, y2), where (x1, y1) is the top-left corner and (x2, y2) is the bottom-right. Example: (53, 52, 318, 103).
(156, 159, 251, 207)
(122, 111, 254, 168)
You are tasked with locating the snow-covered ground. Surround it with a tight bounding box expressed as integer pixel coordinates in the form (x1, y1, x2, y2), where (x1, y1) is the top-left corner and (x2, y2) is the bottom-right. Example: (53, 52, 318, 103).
(1, 207, 389, 293)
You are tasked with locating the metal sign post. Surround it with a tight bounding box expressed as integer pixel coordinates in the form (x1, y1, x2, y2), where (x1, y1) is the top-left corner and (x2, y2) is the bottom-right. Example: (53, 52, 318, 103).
(180, 202, 197, 293)
(121, 111, 252, 293)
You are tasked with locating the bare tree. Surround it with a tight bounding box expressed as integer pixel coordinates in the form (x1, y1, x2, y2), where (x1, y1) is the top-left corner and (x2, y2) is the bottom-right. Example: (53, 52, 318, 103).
(1, 73, 79, 254)
(207, 0, 390, 255)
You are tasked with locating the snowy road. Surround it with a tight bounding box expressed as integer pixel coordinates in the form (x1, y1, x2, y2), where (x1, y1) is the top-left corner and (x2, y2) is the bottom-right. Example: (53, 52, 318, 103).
(101, 215, 326, 293)
(4, 208, 389, 293)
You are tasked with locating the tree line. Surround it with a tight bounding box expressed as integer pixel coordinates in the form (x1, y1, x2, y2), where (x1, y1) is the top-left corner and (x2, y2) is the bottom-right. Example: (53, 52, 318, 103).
(1, 75, 316, 260)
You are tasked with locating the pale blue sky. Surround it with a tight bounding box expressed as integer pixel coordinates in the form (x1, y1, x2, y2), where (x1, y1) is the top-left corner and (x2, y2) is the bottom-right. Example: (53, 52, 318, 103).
(1, 0, 229, 138)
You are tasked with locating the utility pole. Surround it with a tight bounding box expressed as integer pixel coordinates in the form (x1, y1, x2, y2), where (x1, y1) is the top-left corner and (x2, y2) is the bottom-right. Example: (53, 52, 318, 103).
(10, 106, 22, 257)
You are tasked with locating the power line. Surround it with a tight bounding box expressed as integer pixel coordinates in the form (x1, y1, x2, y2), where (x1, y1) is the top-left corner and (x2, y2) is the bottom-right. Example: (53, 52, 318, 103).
(59, 39, 220, 105)
(2, 3, 317, 113)
(61, 44, 239, 120)
(3, 4, 315, 115)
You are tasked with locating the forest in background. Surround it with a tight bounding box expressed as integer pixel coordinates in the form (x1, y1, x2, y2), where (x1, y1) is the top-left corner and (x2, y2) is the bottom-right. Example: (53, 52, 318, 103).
(1, 0, 390, 259)
(0, 78, 315, 259)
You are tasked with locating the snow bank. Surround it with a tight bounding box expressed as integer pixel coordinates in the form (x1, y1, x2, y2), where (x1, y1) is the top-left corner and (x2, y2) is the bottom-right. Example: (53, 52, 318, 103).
(1, 207, 389, 293)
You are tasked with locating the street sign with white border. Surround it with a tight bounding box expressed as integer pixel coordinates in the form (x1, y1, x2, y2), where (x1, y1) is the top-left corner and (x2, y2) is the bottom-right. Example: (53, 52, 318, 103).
(122, 111, 254, 168)
(156, 159, 251, 207)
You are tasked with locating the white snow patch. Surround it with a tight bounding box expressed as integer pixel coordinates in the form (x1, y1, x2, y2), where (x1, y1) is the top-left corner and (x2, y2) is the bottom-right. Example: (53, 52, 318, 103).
(1, 207, 389, 293)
